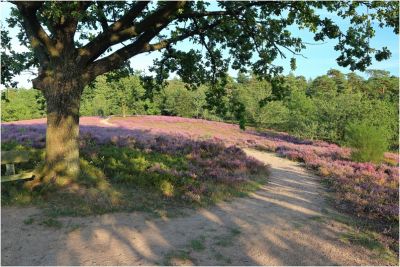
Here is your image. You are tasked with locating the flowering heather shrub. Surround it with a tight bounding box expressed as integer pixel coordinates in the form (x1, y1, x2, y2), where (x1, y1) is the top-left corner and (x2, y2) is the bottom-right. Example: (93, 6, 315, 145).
(1, 115, 398, 223)
(186, 142, 266, 185)
(314, 160, 398, 221)
(274, 143, 398, 223)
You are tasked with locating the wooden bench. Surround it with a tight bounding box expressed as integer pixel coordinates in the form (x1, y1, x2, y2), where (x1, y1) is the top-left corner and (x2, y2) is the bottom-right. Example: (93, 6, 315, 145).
(1, 150, 34, 182)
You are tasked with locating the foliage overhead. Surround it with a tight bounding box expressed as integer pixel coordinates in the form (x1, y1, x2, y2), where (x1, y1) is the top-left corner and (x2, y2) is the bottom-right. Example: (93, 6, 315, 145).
(2, 0, 399, 93)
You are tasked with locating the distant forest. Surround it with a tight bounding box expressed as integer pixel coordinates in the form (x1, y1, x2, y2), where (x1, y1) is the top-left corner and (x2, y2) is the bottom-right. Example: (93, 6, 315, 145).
(2, 69, 398, 150)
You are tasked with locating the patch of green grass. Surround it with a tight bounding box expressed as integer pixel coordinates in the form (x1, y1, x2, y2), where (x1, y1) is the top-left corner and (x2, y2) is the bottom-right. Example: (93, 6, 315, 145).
(214, 252, 232, 264)
(322, 207, 398, 264)
(204, 176, 266, 206)
(40, 218, 62, 229)
(214, 227, 241, 247)
(308, 215, 326, 223)
(65, 223, 81, 233)
(23, 217, 34, 225)
(341, 230, 380, 249)
(215, 237, 233, 247)
(230, 227, 241, 235)
(292, 221, 305, 229)
(320, 207, 330, 214)
(190, 236, 206, 251)
(340, 230, 397, 264)
(331, 212, 356, 226)
(163, 249, 193, 266)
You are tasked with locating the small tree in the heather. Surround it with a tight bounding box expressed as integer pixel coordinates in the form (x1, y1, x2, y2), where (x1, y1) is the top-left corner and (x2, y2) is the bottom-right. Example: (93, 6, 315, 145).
(110, 74, 145, 117)
(3, 1, 398, 185)
(345, 121, 388, 163)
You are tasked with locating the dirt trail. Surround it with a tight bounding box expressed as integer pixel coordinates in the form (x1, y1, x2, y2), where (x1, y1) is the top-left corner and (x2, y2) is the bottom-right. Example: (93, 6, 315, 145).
(1, 149, 389, 265)
(99, 117, 116, 127)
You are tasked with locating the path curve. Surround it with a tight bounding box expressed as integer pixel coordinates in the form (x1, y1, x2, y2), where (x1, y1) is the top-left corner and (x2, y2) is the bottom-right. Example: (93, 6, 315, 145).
(99, 117, 116, 127)
(1, 149, 389, 265)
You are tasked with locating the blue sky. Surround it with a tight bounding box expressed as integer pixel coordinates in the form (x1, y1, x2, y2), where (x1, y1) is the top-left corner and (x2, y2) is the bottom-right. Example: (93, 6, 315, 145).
(1, 1, 398, 88)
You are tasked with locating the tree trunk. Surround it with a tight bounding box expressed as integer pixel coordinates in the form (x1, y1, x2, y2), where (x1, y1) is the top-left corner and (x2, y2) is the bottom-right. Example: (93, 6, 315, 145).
(39, 79, 83, 186)
(122, 101, 127, 117)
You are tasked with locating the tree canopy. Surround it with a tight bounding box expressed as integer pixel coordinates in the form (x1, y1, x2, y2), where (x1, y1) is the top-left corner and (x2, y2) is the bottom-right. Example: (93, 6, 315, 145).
(3, 1, 399, 89)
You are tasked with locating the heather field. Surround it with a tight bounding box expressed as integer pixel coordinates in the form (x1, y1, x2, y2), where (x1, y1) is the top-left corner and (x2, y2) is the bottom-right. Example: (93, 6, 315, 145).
(2, 115, 399, 264)
(2, 116, 398, 227)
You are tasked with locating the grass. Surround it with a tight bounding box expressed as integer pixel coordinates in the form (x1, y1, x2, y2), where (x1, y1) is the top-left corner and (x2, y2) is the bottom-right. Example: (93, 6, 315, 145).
(214, 227, 241, 247)
(213, 252, 232, 264)
(308, 215, 326, 223)
(163, 229, 241, 265)
(190, 236, 206, 251)
(341, 230, 383, 250)
(163, 249, 193, 266)
(230, 227, 241, 235)
(65, 223, 81, 233)
(163, 236, 206, 265)
(1, 141, 268, 219)
(39, 218, 63, 229)
(23, 217, 34, 225)
(340, 230, 397, 264)
(321, 206, 398, 264)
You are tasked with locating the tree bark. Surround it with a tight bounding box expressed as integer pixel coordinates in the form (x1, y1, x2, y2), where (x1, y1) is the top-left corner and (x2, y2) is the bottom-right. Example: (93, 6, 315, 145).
(122, 101, 127, 117)
(34, 74, 83, 186)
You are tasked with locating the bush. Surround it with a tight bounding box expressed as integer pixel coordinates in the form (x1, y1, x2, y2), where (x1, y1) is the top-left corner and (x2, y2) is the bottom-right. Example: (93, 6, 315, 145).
(1, 89, 46, 122)
(285, 91, 318, 139)
(345, 121, 388, 163)
(256, 101, 289, 129)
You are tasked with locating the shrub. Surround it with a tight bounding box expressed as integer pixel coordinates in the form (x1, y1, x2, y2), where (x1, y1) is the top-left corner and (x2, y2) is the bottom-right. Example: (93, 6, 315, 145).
(345, 121, 388, 163)
(1, 89, 46, 122)
(285, 91, 318, 139)
(256, 101, 289, 129)
(159, 180, 174, 197)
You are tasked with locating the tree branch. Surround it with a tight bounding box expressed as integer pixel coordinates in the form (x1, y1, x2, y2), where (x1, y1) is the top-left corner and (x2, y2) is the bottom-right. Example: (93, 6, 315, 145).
(192, 18, 218, 82)
(177, 10, 229, 19)
(83, 16, 222, 83)
(140, 20, 222, 54)
(14, 1, 59, 60)
(111, 1, 150, 32)
(142, 30, 196, 52)
(96, 1, 110, 32)
(79, 1, 186, 67)
(83, 20, 170, 82)
(52, 2, 93, 56)
(76, 1, 166, 66)
(176, 2, 268, 20)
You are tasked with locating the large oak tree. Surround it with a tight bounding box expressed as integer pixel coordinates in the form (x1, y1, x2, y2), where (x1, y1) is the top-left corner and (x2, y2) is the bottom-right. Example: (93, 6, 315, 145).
(2, 1, 398, 184)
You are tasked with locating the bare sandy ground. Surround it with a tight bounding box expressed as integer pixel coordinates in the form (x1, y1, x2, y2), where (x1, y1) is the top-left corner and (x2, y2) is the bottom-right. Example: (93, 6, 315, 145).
(99, 117, 116, 126)
(1, 149, 391, 265)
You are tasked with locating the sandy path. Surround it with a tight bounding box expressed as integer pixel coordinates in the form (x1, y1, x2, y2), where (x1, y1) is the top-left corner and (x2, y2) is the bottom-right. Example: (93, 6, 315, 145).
(1, 149, 389, 265)
(99, 117, 116, 127)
